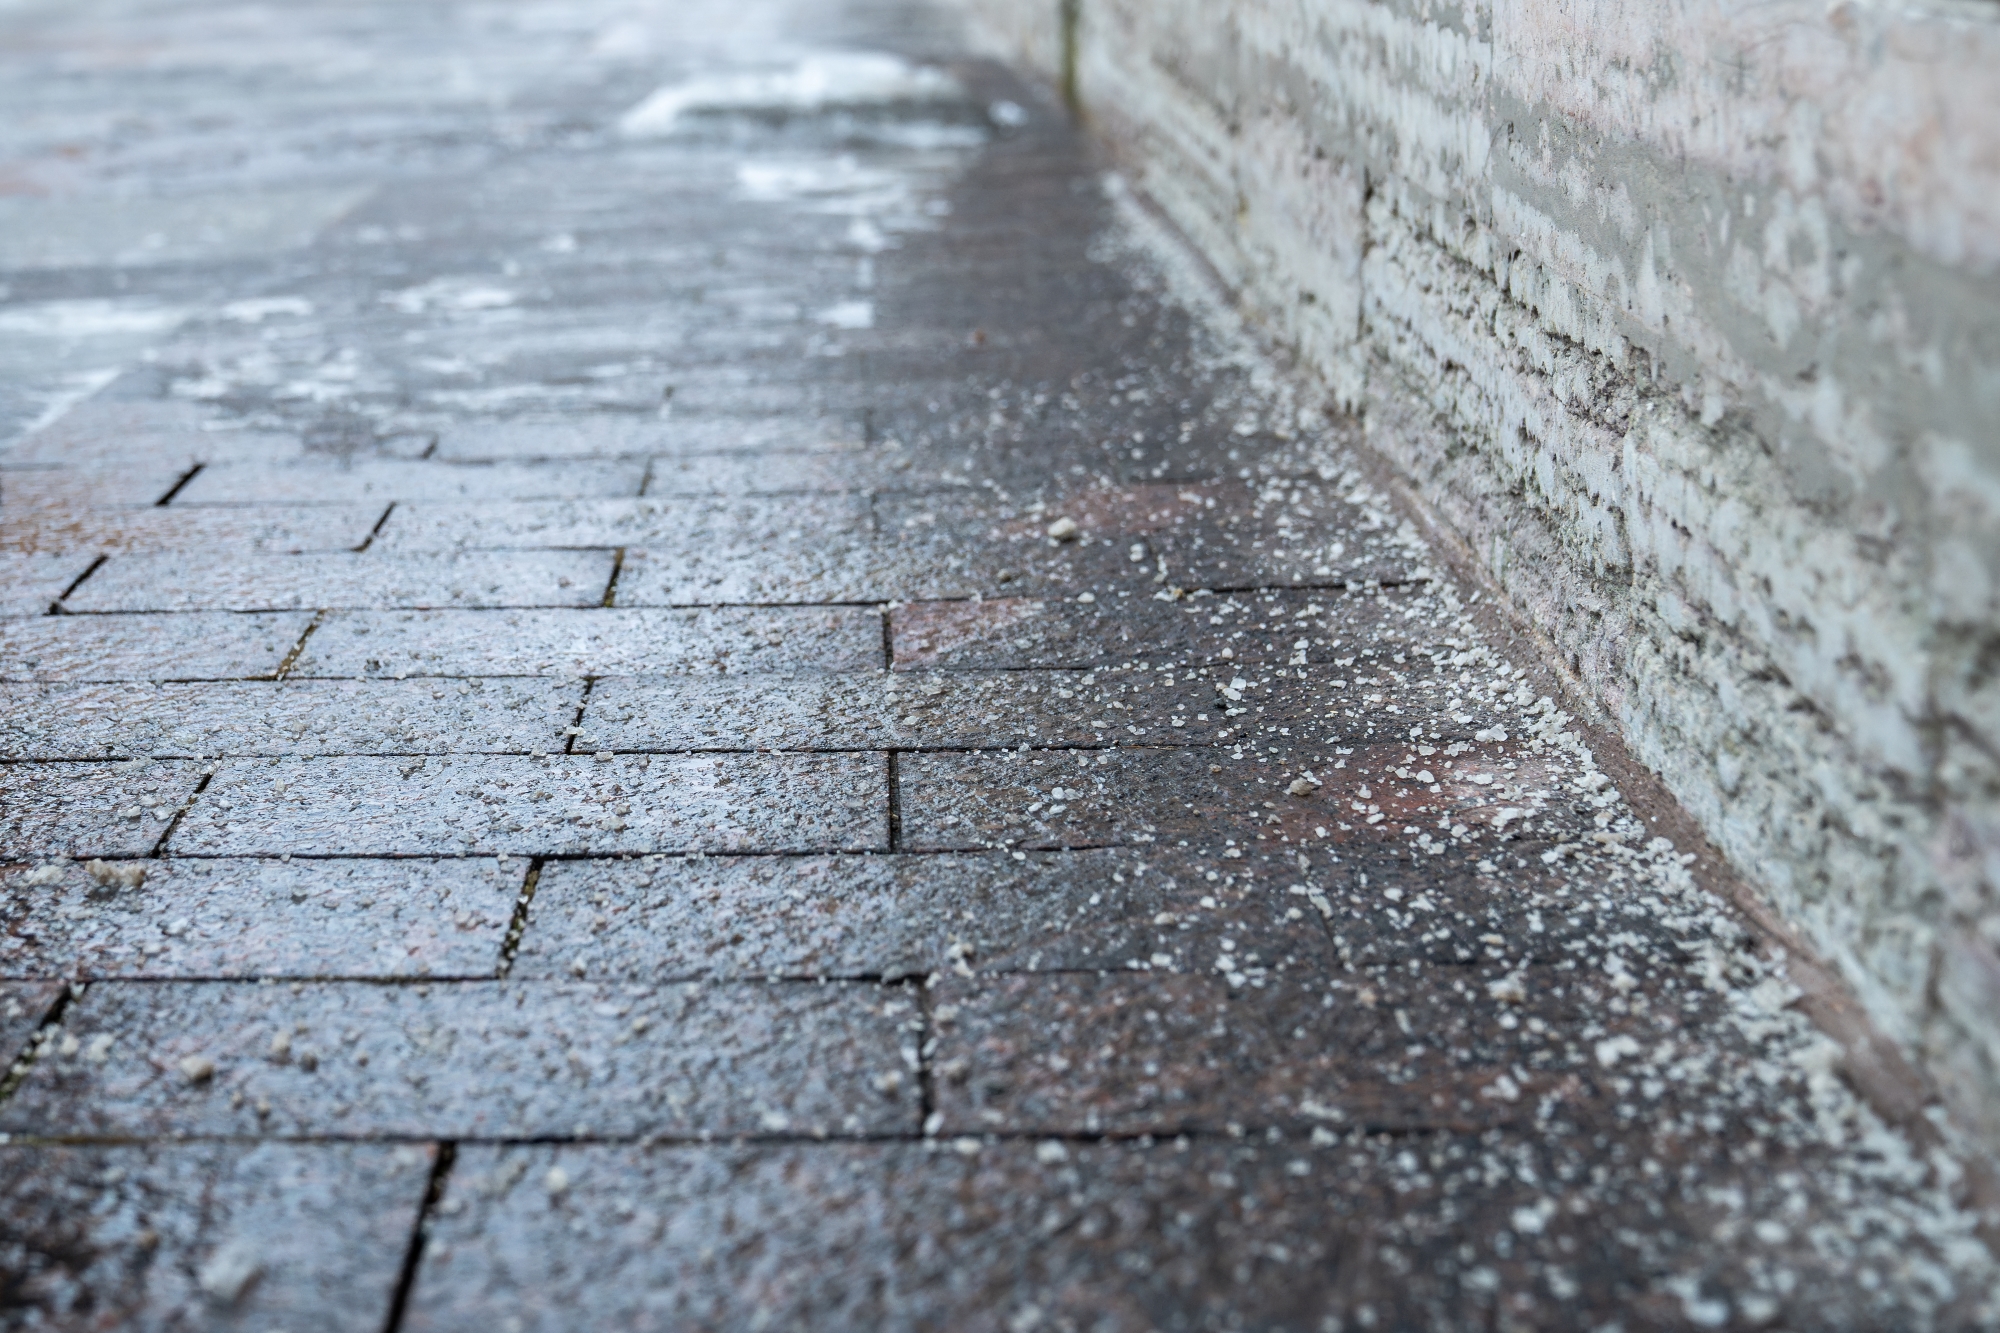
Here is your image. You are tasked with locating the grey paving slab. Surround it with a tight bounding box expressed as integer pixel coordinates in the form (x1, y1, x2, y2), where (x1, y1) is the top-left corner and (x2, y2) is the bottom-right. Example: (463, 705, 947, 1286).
(0, 503, 380, 556)
(877, 479, 1421, 594)
(2, 400, 303, 465)
(2, 980, 61, 1056)
(404, 1137, 1976, 1333)
(0, 552, 94, 616)
(0, 761, 205, 859)
(63, 549, 612, 612)
(432, 415, 866, 461)
(0, 1142, 430, 1332)
(1, 462, 195, 510)
(896, 741, 1588, 854)
(377, 493, 871, 552)
(511, 848, 1325, 983)
(925, 968, 1675, 1136)
(0, 612, 312, 682)
(172, 752, 888, 856)
(289, 607, 884, 677)
(0, 857, 517, 979)
(4, 980, 916, 1139)
(889, 586, 1454, 673)
(175, 459, 646, 504)
(1, 677, 585, 759)
(575, 666, 1451, 752)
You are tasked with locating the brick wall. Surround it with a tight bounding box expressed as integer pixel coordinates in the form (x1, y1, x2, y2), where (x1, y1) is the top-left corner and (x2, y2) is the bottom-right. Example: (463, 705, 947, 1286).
(949, 0, 2000, 1152)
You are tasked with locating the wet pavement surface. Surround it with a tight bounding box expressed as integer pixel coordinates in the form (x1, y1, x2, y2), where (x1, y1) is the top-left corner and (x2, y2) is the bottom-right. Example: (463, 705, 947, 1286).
(0, 0, 1995, 1329)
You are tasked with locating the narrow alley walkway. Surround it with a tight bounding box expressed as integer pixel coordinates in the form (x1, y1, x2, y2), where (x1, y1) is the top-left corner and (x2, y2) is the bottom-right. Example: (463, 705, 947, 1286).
(0, 2, 1994, 1329)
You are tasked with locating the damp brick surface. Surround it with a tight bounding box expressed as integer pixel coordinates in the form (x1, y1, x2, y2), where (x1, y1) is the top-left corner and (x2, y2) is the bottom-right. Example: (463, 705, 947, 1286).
(0, 0, 1991, 1327)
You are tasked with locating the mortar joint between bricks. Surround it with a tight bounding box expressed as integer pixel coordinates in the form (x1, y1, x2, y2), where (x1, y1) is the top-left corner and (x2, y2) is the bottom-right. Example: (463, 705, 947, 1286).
(0, 983, 80, 1109)
(495, 857, 546, 977)
(381, 1141, 458, 1333)
(149, 770, 213, 857)
(273, 609, 329, 679)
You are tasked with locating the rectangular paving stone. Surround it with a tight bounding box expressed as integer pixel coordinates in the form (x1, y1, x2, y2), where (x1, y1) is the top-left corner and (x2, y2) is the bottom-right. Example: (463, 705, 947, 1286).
(174, 458, 646, 504)
(890, 585, 1454, 672)
(0, 503, 382, 556)
(876, 479, 1419, 596)
(395, 1140, 1495, 1333)
(4, 399, 304, 465)
(64, 550, 612, 612)
(289, 607, 883, 677)
(928, 967, 1674, 1135)
(0, 612, 312, 682)
(897, 742, 1588, 855)
(174, 752, 888, 856)
(2, 980, 61, 1058)
(0, 553, 94, 616)
(1, 461, 196, 510)
(377, 494, 870, 552)
(5, 979, 916, 1139)
(1, 677, 586, 759)
(0, 761, 205, 859)
(430, 415, 863, 464)
(0, 1142, 430, 1333)
(0, 857, 518, 979)
(512, 848, 1327, 982)
(577, 666, 1439, 753)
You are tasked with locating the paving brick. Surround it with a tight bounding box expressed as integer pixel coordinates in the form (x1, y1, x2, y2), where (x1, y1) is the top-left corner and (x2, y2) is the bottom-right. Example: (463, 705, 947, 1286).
(0, 1142, 429, 1331)
(0, 677, 585, 759)
(0, 857, 516, 979)
(288, 607, 883, 677)
(174, 459, 646, 504)
(404, 1136, 1963, 1333)
(378, 493, 869, 552)
(2, 980, 61, 1056)
(171, 752, 887, 855)
(876, 479, 1420, 595)
(927, 967, 1679, 1135)
(579, 666, 1436, 753)
(0, 761, 206, 859)
(511, 848, 1325, 982)
(0, 503, 381, 556)
(62, 550, 612, 612)
(896, 743, 1590, 855)
(4, 979, 916, 1139)
(0, 553, 95, 615)
(4, 400, 304, 465)
(0, 612, 312, 682)
(1, 462, 195, 510)
(430, 415, 861, 461)
(890, 585, 1454, 673)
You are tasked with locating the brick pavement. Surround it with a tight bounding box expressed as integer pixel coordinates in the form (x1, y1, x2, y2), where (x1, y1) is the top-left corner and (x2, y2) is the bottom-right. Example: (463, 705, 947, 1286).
(1, 1, 1995, 1329)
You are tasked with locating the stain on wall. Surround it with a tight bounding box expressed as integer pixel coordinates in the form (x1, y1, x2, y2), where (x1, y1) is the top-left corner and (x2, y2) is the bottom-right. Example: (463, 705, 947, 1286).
(951, 0, 2000, 1152)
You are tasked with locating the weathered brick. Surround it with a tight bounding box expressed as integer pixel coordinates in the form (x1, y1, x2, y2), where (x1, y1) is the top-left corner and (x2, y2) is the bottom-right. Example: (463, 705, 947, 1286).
(376, 494, 868, 552)
(0, 504, 380, 557)
(0, 761, 206, 859)
(927, 967, 1671, 1134)
(511, 848, 1325, 981)
(288, 607, 883, 677)
(0, 677, 585, 759)
(896, 743, 1589, 854)
(0, 553, 95, 615)
(174, 459, 645, 504)
(5, 979, 916, 1138)
(0, 612, 311, 682)
(62, 550, 612, 613)
(0, 857, 516, 979)
(889, 585, 1452, 672)
(0, 1142, 429, 1331)
(172, 752, 887, 855)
